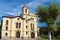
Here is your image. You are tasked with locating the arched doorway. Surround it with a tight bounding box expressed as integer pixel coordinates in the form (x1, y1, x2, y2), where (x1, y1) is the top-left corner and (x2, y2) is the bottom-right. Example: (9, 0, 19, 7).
(16, 31, 20, 38)
(31, 32, 35, 38)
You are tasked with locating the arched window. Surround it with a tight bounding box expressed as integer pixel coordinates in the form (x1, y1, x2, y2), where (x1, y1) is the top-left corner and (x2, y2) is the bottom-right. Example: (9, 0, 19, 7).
(26, 31, 28, 35)
(33, 24, 34, 30)
(31, 23, 32, 30)
(5, 33, 8, 36)
(31, 23, 34, 31)
(26, 25, 27, 29)
(6, 20, 8, 25)
(26, 20, 27, 23)
(16, 23, 18, 28)
(6, 26, 8, 30)
(17, 18, 19, 20)
(31, 18, 34, 20)
(19, 23, 21, 28)
(16, 22, 21, 28)
(25, 9, 27, 13)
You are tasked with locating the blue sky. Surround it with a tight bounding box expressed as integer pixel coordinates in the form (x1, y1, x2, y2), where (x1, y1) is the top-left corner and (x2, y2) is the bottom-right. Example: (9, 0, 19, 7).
(0, 0, 60, 27)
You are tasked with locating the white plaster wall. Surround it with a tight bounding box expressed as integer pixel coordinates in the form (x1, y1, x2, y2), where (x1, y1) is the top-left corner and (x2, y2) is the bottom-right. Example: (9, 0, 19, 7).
(2, 6, 37, 39)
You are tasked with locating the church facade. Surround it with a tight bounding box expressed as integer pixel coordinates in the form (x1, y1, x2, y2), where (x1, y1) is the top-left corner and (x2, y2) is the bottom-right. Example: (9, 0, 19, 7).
(1, 4, 37, 39)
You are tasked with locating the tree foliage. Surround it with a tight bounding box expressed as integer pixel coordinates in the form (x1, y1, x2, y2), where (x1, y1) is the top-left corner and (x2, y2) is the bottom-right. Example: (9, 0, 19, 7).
(56, 21, 60, 30)
(36, 3, 59, 31)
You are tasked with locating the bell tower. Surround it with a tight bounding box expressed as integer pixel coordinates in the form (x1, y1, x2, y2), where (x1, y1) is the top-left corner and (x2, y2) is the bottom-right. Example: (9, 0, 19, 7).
(22, 4, 29, 15)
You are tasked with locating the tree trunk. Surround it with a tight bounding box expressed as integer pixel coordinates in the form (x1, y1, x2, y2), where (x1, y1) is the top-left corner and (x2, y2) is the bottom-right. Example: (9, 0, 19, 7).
(48, 31, 52, 40)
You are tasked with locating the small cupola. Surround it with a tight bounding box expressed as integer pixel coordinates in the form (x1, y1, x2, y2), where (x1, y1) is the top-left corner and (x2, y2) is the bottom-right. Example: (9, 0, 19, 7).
(22, 4, 29, 14)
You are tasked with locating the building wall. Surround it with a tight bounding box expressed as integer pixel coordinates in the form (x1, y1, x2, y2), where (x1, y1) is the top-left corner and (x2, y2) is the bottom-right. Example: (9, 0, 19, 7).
(1, 4, 37, 39)
(2, 18, 11, 39)
(2, 16, 37, 39)
(22, 13, 37, 38)
(10, 17, 23, 38)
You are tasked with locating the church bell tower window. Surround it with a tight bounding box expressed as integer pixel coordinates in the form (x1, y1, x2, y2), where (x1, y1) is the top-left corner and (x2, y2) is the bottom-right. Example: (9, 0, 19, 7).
(25, 9, 27, 13)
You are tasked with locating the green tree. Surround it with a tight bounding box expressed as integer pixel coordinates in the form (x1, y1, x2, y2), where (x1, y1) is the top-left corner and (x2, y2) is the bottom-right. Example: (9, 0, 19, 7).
(56, 21, 60, 31)
(36, 3, 59, 40)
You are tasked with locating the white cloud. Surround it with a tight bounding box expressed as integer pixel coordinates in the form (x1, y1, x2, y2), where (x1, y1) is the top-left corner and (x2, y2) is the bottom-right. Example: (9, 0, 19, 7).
(0, 0, 60, 17)
(27, 0, 41, 8)
(0, 10, 18, 16)
(27, 0, 60, 8)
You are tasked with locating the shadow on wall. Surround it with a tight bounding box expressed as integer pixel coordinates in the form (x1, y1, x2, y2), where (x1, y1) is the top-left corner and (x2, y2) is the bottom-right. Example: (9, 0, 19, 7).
(0, 20, 2, 39)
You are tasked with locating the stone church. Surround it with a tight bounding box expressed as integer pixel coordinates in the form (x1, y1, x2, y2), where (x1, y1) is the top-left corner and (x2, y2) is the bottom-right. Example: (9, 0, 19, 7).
(1, 4, 37, 39)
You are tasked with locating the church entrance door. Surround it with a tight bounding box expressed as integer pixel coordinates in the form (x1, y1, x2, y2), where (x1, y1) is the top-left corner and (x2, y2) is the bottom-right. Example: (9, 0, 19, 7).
(31, 32, 35, 38)
(16, 31, 20, 38)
